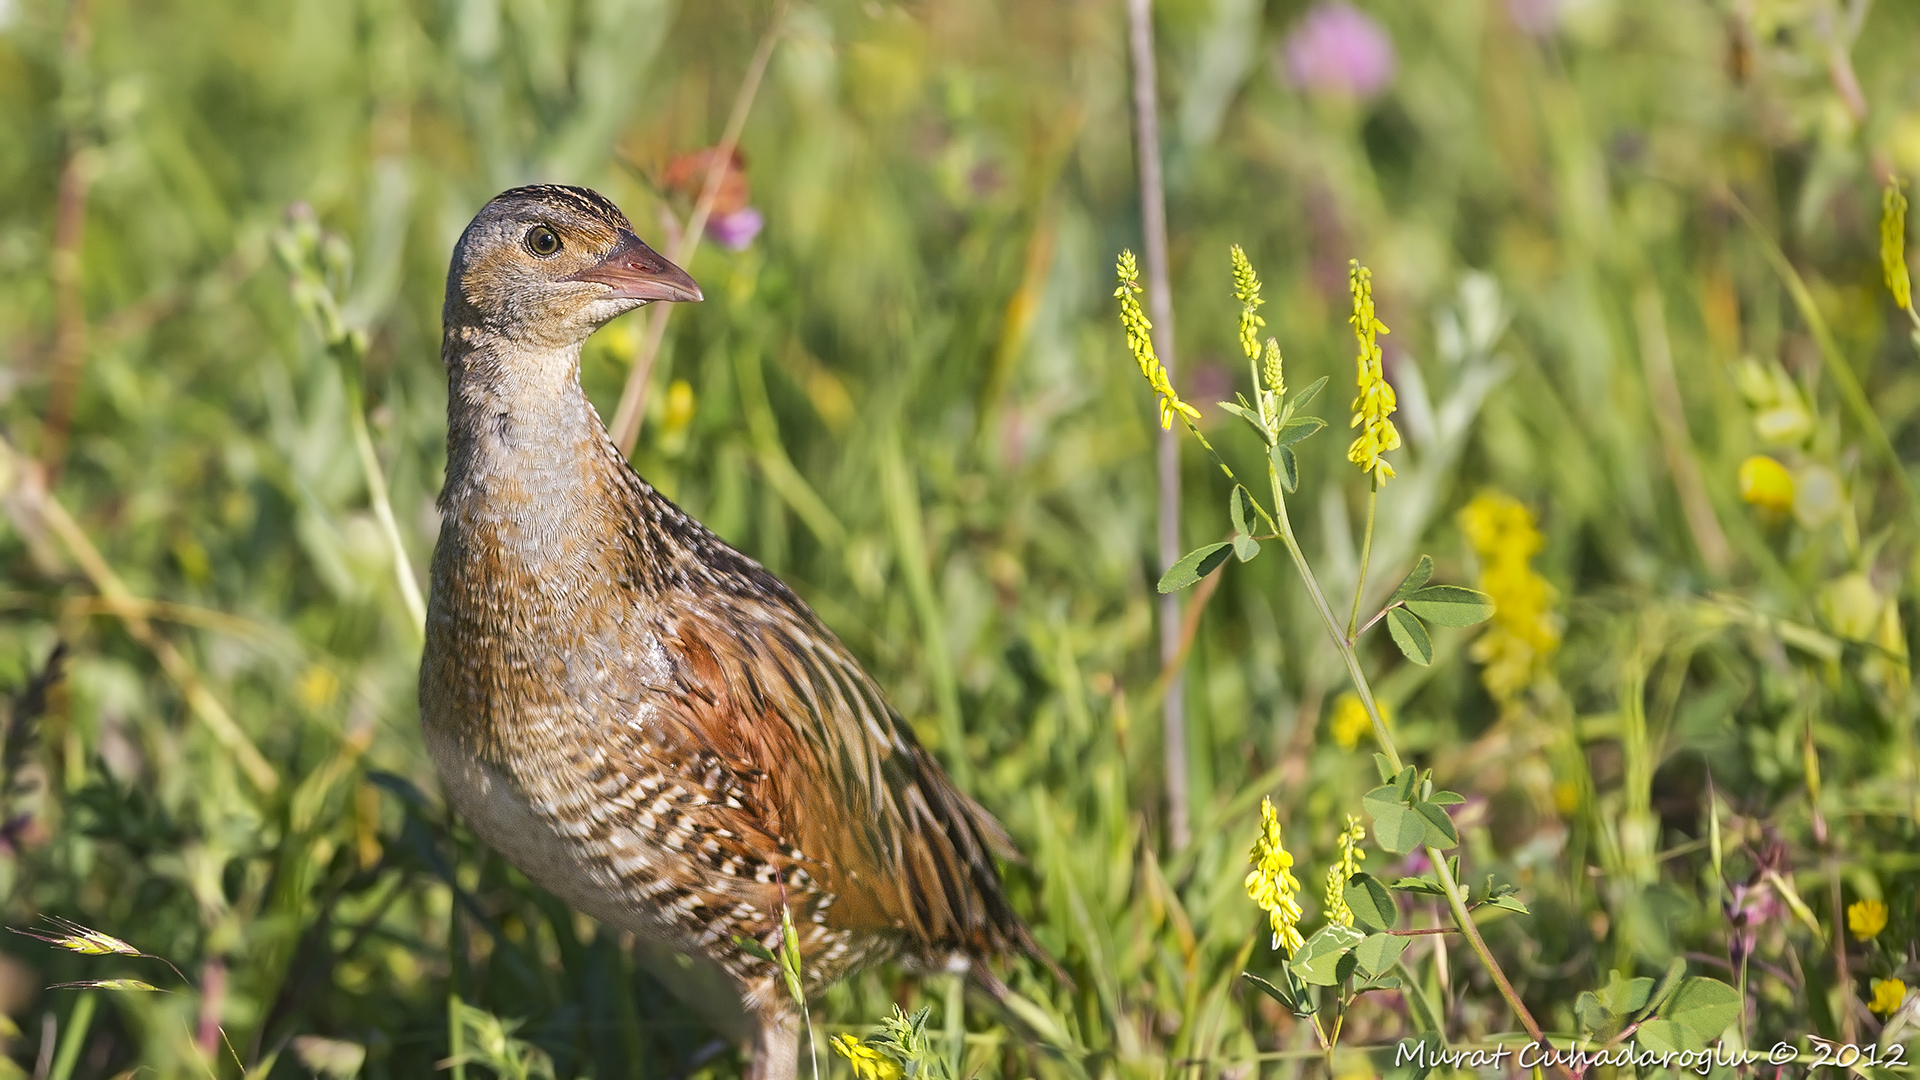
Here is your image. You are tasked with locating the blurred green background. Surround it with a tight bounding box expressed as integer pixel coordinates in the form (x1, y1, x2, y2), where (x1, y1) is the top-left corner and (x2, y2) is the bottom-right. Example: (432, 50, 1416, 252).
(3, 0, 1920, 1075)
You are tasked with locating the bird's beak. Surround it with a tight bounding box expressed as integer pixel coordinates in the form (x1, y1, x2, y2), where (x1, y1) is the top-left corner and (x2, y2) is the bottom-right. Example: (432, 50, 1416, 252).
(566, 229, 703, 303)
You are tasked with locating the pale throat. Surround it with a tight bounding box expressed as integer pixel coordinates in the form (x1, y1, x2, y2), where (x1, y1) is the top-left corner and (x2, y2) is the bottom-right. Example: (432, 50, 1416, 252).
(441, 332, 620, 542)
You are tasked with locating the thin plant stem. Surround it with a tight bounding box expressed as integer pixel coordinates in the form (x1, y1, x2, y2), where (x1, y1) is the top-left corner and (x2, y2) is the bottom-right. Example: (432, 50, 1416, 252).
(38, 0, 93, 484)
(447, 993, 467, 1080)
(47, 992, 95, 1080)
(1125, 0, 1188, 854)
(339, 362, 426, 639)
(1263, 458, 1559, 1064)
(608, 0, 789, 455)
(1348, 473, 1378, 641)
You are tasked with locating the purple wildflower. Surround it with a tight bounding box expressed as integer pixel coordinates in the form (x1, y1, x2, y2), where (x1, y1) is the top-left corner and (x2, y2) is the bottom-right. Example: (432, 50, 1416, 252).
(1506, 0, 1560, 36)
(707, 207, 764, 251)
(1282, 3, 1396, 100)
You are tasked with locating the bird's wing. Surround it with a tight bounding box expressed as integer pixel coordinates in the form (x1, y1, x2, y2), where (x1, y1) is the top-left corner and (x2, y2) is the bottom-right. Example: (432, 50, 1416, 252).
(651, 575, 1036, 965)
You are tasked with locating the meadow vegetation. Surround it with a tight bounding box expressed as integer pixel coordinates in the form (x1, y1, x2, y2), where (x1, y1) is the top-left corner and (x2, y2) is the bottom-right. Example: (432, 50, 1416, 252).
(2, 0, 1920, 1076)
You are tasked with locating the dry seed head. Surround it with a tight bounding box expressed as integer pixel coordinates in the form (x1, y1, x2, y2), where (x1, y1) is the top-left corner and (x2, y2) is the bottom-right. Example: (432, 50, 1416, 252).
(16, 918, 141, 957)
(53, 979, 164, 992)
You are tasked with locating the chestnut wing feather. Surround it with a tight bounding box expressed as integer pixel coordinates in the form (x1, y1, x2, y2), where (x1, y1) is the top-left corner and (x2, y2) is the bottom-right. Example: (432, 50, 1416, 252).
(658, 581, 1030, 964)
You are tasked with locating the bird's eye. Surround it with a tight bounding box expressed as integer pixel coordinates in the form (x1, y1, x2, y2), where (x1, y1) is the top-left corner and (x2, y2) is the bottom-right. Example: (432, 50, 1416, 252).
(525, 225, 562, 258)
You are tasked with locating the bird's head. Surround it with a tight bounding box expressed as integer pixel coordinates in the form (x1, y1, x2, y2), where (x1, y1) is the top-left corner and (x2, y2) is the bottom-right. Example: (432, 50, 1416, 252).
(444, 185, 702, 349)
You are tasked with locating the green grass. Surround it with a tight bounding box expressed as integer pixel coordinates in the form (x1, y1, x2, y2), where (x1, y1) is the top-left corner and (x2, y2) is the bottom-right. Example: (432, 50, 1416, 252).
(2, 0, 1920, 1076)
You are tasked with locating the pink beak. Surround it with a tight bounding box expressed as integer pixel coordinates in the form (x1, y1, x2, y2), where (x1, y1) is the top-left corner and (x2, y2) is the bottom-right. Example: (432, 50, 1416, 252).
(565, 229, 703, 303)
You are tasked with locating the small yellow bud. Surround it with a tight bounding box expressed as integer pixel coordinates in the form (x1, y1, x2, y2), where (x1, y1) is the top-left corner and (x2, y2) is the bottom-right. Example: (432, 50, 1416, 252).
(1737, 456, 1793, 514)
(1884, 180, 1912, 311)
(1847, 898, 1888, 940)
(1870, 978, 1910, 1017)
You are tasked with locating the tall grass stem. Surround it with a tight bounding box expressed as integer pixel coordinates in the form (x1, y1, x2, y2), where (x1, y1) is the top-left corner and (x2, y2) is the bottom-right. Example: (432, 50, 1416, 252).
(1125, 0, 1189, 854)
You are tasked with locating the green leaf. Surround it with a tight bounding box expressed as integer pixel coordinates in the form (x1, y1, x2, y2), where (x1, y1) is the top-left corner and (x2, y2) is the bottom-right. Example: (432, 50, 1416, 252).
(1574, 990, 1614, 1035)
(1393, 765, 1417, 799)
(1388, 555, 1434, 603)
(1216, 400, 1273, 445)
(1241, 971, 1314, 1017)
(1355, 974, 1402, 992)
(1389, 876, 1448, 896)
(1365, 796, 1425, 855)
(1642, 957, 1688, 1017)
(1426, 790, 1466, 806)
(1578, 971, 1654, 1038)
(1638, 976, 1741, 1053)
(1484, 894, 1529, 914)
(1158, 543, 1232, 593)
(1387, 607, 1432, 665)
(1403, 585, 1496, 627)
(1414, 801, 1460, 849)
(1275, 415, 1326, 447)
(1289, 924, 1365, 986)
(1344, 873, 1399, 932)
(1374, 753, 1397, 784)
(1229, 486, 1254, 535)
(1290, 375, 1330, 413)
(1274, 444, 1298, 493)
(1353, 933, 1411, 978)
(1233, 533, 1260, 562)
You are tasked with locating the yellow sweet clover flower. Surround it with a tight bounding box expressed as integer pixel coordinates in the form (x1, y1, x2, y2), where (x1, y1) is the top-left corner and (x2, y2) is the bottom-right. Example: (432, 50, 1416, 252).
(1737, 455, 1793, 514)
(1847, 899, 1889, 940)
(1885, 180, 1912, 311)
(1871, 978, 1910, 1017)
(1116, 250, 1200, 431)
(1460, 492, 1561, 707)
(1323, 814, 1367, 927)
(1263, 337, 1285, 400)
(1329, 691, 1385, 749)
(1246, 797, 1305, 954)
(831, 1034, 905, 1080)
(296, 664, 341, 709)
(1346, 260, 1400, 484)
(1231, 244, 1266, 363)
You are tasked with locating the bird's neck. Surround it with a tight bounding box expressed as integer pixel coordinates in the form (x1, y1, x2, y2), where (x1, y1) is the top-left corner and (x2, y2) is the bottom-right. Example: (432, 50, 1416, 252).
(438, 328, 624, 547)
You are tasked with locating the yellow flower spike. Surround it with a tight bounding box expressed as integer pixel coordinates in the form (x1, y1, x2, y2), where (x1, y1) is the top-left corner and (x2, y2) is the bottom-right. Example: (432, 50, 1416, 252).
(1737, 455, 1794, 513)
(1231, 245, 1267, 362)
(1847, 898, 1888, 940)
(1460, 493, 1561, 708)
(1323, 815, 1368, 927)
(831, 1034, 905, 1080)
(1884, 180, 1912, 311)
(1870, 978, 1909, 1017)
(1116, 250, 1201, 430)
(1346, 260, 1401, 484)
(1245, 797, 1305, 954)
(1263, 338, 1285, 399)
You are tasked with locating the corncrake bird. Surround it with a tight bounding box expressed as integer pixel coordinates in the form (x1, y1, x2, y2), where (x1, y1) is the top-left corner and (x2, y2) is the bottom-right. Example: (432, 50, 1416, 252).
(420, 185, 1053, 1079)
